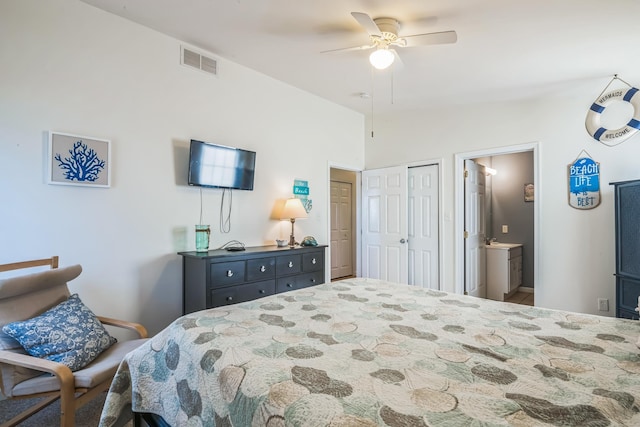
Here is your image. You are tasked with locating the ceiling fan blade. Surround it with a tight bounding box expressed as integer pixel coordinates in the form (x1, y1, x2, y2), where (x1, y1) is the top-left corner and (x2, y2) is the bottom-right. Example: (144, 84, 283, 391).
(402, 30, 457, 47)
(351, 12, 382, 37)
(321, 44, 375, 54)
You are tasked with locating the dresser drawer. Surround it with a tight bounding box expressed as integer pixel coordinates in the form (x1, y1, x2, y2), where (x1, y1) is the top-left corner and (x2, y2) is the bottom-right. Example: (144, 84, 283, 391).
(210, 261, 245, 288)
(302, 251, 323, 272)
(276, 276, 301, 293)
(299, 271, 324, 288)
(246, 257, 276, 281)
(618, 307, 640, 320)
(211, 280, 276, 307)
(617, 276, 640, 315)
(276, 271, 323, 293)
(276, 254, 302, 276)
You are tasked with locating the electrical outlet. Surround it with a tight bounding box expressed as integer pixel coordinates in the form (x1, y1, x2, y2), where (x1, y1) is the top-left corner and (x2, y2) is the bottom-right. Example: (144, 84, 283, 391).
(598, 298, 609, 312)
(502, 225, 508, 233)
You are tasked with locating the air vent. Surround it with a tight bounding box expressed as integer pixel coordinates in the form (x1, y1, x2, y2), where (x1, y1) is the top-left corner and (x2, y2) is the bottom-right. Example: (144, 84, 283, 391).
(181, 46, 218, 76)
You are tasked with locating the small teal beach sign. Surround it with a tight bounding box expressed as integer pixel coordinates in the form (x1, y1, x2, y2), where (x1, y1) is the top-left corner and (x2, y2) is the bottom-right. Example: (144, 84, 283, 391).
(568, 155, 600, 209)
(293, 179, 312, 213)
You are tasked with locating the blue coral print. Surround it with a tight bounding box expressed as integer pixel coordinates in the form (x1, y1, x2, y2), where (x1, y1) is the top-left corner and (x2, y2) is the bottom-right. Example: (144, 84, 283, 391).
(55, 140, 106, 182)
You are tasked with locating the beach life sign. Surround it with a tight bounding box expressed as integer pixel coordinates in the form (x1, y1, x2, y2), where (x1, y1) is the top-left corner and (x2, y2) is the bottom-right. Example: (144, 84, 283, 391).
(568, 154, 600, 209)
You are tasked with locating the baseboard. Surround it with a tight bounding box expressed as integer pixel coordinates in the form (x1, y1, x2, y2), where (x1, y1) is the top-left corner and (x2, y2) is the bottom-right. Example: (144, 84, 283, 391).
(517, 286, 534, 293)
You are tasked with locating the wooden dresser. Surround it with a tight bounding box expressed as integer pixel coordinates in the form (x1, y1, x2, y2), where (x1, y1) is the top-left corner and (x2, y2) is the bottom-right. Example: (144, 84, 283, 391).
(611, 179, 640, 320)
(178, 245, 326, 314)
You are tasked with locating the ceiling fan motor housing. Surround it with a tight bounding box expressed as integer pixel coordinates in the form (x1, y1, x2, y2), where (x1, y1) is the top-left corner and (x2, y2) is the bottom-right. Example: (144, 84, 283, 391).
(373, 18, 400, 39)
(371, 17, 404, 49)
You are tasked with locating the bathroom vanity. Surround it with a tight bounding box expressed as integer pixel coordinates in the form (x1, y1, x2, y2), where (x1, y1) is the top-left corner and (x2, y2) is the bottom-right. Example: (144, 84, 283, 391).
(486, 243, 523, 301)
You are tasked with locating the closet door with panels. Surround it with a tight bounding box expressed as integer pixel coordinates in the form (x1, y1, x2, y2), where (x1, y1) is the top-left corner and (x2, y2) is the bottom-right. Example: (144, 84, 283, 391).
(362, 164, 440, 289)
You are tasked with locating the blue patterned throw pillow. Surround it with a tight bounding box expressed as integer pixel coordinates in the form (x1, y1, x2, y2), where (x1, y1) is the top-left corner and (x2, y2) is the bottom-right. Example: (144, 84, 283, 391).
(2, 294, 117, 371)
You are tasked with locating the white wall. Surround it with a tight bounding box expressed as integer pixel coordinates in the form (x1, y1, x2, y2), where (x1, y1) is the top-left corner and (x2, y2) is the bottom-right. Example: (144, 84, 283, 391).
(0, 0, 364, 335)
(366, 87, 640, 316)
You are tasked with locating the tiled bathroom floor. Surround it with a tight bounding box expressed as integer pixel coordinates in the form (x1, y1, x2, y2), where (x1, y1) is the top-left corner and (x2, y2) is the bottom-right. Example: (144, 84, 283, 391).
(505, 291, 534, 306)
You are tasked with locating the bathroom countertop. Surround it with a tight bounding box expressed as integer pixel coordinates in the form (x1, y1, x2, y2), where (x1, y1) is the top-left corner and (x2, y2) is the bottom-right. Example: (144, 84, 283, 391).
(485, 242, 522, 249)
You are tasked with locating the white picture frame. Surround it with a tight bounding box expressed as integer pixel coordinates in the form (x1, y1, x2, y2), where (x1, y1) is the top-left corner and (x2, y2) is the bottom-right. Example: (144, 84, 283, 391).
(524, 183, 534, 202)
(48, 131, 111, 187)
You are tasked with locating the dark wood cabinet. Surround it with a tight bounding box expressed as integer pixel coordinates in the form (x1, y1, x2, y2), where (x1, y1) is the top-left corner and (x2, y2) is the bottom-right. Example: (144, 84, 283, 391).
(179, 245, 326, 314)
(612, 179, 640, 320)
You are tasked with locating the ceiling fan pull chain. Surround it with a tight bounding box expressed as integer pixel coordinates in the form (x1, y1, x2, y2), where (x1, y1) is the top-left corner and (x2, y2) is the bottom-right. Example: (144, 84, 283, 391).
(391, 69, 395, 105)
(371, 66, 375, 139)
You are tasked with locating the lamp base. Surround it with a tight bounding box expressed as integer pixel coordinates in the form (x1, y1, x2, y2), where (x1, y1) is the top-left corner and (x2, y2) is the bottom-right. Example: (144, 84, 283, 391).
(289, 218, 296, 248)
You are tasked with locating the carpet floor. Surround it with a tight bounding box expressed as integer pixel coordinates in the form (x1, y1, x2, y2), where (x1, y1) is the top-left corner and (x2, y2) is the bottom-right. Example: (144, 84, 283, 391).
(0, 392, 133, 426)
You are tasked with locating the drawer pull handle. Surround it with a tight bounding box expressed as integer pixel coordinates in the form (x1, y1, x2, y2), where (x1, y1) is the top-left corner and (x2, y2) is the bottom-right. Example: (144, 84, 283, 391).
(287, 283, 293, 288)
(259, 289, 265, 294)
(260, 265, 266, 272)
(311, 258, 317, 264)
(227, 296, 233, 301)
(288, 261, 294, 268)
(226, 270, 234, 277)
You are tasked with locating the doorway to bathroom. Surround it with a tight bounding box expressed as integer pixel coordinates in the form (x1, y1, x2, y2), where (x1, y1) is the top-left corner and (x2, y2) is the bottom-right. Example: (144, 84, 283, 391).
(455, 143, 539, 305)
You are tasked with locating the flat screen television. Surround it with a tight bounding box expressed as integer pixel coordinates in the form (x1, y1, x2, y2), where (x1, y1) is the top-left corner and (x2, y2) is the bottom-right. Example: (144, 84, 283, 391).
(188, 140, 256, 190)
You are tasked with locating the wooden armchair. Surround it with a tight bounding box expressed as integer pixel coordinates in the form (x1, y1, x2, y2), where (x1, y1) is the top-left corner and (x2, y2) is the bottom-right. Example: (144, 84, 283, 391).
(0, 257, 148, 427)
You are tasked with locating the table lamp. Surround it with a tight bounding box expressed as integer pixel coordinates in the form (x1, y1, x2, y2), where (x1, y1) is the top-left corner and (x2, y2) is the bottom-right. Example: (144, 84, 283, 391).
(280, 198, 308, 247)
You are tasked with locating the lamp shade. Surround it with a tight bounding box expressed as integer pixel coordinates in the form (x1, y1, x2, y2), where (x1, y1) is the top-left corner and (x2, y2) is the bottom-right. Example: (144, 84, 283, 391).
(369, 48, 395, 70)
(280, 198, 308, 220)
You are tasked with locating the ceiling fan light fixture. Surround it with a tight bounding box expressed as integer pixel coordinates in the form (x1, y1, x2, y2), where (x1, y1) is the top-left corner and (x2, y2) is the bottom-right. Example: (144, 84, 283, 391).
(369, 48, 394, 70)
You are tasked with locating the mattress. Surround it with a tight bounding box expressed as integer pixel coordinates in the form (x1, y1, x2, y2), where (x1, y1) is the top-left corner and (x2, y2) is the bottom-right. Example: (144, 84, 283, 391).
(99, 277, 640, 426)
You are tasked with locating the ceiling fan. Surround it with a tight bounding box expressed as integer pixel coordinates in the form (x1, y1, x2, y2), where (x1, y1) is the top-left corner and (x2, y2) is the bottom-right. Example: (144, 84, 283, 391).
(323, 12, 457, 70)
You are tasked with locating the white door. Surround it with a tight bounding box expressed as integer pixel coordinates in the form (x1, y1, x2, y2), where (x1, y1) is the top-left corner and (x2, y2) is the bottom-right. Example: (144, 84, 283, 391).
(408, 165, 440, 289)
(464, 159, 487, 297)
(330, 180, 353, 279)
(362, 166, 408, 283)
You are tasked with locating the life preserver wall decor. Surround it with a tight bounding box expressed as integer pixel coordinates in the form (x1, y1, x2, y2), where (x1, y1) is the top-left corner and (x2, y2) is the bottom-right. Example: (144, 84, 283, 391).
(585, 76, 640, 146)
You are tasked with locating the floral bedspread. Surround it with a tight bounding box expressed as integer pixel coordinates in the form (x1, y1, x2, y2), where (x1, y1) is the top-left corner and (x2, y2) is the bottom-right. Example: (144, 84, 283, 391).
(99, 278, 640, 426)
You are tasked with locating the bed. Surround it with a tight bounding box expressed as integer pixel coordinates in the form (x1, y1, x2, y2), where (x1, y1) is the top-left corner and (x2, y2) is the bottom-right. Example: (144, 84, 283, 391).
(99, 278, 640, 426)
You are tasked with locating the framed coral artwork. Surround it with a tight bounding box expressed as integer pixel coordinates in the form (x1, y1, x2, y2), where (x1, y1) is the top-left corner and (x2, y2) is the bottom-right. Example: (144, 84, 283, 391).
(48, 131, 111, 187)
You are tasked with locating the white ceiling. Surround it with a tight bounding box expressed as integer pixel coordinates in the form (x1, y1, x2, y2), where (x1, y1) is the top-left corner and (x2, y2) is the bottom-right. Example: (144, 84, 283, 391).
(81, 0, 640, 115)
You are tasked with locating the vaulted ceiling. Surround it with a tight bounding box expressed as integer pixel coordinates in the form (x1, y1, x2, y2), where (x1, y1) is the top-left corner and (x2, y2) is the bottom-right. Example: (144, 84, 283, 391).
(81, 0, 640, 115)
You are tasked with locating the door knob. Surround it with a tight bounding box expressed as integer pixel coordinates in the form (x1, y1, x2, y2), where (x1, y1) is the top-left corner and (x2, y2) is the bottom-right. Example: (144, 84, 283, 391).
(400, 238, 406, 244)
